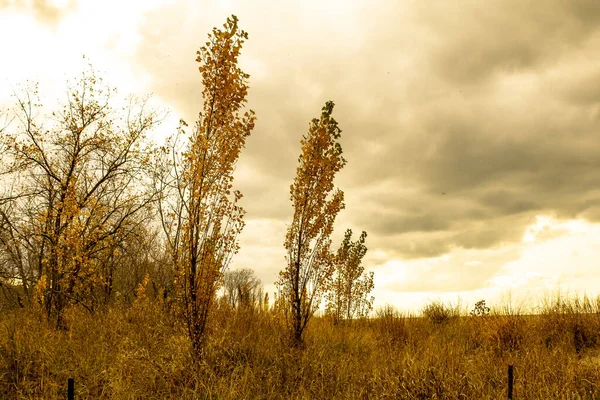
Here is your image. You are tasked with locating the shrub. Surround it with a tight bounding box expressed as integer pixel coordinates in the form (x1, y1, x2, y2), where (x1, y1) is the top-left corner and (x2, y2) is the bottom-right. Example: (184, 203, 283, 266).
(422, 301, 459, 325)
(470, 300, 490, 317)
(484, 316, 525, 353)
(374, 305, 409, 345)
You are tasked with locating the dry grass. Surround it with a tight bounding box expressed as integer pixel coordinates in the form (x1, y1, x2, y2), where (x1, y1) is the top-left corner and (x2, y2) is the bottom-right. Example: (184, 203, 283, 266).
(1, 296, 600, 399)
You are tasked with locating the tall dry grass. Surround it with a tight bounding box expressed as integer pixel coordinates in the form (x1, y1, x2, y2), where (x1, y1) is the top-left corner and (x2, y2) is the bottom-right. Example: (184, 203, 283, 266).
(1, 295, 600, 399)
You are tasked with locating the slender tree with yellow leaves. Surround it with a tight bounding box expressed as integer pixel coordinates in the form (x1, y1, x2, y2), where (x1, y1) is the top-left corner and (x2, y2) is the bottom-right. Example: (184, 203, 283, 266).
(326, 229, 374, 323)
(278, 101, 346, 346)
(156, 15, 255, 356)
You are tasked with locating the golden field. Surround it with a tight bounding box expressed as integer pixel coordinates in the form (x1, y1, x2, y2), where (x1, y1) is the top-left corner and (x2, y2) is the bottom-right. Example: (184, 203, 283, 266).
(2, 295, 600, 399)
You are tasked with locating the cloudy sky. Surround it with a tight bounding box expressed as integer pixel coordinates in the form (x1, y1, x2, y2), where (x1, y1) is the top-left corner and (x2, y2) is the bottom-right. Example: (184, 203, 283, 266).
(2, 0, 600, 312)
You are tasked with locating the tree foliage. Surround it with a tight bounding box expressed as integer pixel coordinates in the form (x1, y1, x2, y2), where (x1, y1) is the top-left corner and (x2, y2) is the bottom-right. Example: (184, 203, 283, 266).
(278, 101, 346, 346)
(0, 15, 380, 365)
(471, 299, 490, 316)
(0, 73, 158, 327)
(156, 15, 255, 356)
(325, 229, 374, 323)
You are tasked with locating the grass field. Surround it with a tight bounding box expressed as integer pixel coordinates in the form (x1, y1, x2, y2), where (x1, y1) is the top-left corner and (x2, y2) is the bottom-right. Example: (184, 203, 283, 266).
(1, 296, 600, 399)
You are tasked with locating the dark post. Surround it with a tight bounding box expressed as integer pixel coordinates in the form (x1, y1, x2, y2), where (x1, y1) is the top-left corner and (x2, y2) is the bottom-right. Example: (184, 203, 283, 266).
(68, 377, 74, 400)
(507, 365, 514, 399)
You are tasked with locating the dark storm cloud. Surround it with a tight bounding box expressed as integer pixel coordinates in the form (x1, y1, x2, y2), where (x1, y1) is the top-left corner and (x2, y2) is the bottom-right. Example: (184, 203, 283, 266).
(421, 0, 600, 84)
(135, 0, 600, 262)
(368, 213, 451, 235)
(362, 212, 534, 261)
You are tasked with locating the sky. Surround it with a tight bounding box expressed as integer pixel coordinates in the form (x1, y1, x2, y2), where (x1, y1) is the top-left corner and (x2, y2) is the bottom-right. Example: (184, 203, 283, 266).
(2, 0, 600, 313)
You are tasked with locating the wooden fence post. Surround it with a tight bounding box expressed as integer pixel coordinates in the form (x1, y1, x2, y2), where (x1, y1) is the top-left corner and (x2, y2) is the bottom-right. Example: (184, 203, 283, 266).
(68, 377, 74, 400)
(507, 365, 514, 399)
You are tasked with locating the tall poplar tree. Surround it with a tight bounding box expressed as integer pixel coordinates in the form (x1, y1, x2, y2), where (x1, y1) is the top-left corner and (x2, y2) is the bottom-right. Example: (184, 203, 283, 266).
(278, 101, 346, 346)
(325, 229, 374, 323)
(157, 15, 255, 356)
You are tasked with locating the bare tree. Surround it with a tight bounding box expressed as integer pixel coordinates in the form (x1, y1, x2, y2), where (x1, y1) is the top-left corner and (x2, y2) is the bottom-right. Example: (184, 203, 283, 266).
(223, 268, 263, 309)
(99, 224, 174, 306)
(1, 71, 159, 328)
(0, 107, 12, 136)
